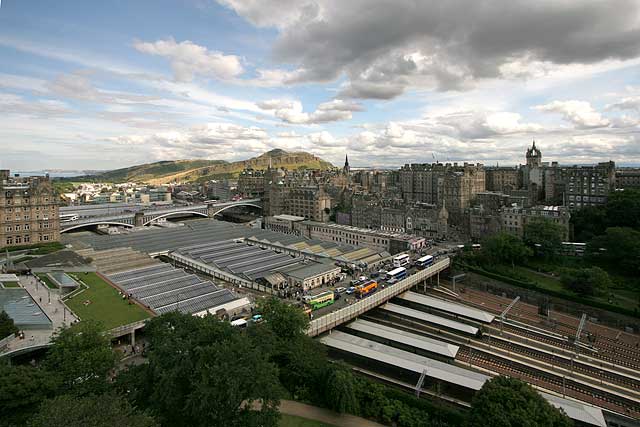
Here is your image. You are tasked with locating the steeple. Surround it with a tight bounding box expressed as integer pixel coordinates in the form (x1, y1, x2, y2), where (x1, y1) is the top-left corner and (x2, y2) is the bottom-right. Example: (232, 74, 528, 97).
(343, 153, 350, 175)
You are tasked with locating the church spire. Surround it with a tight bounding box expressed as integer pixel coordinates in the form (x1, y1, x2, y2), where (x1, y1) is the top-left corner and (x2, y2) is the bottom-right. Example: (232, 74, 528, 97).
(344, 154, 349, 168)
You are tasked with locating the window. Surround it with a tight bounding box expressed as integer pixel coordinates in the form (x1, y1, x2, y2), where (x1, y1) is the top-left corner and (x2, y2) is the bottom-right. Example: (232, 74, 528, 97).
(15, 236, 21, 244)
(5, 226, 11, 232)
(6, 237, 13, 245)
(24, 224, 29, 231)
(23, 235, 30, 243)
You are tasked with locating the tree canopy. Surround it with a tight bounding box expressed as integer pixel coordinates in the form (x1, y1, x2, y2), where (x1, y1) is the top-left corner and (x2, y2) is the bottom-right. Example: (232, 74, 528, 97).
(43, 320, 118, 396)
(468, 376, 572, 427)
(523, 218, 565, 259)
(28, 393, 157, 427)
(572, 189, 640, 241)
(121, 312, 281, 427)
(481, 233, 532, 266)
(587, 227, 640, 273)
(560, 266, 611, 296)
(0, 310, 18, 339)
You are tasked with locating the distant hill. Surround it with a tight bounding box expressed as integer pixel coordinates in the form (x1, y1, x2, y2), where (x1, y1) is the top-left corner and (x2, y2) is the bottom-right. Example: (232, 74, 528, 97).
(85, 150, 334, 184)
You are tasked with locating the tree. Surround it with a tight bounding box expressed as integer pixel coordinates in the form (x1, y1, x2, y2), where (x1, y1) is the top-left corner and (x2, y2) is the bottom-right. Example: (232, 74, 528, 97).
(523, 218, 565, 259)
(560, 266, 611, 296)
(323, 366, 358, 414)
(468, 376, 572, 427)
(257, 297, 309, 339)
(0, 364, 60, 426)
(123, 312, 281, 427)
(588, 227, 640, 273)
(28, 393, 158, 427)
(43, 320, 118, 396)
(0, 310, 18, 338)
(481, 233, 532, 267)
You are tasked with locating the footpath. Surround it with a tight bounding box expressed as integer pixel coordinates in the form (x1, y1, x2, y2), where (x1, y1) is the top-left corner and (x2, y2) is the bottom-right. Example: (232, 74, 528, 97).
(278, 400, 386, 427)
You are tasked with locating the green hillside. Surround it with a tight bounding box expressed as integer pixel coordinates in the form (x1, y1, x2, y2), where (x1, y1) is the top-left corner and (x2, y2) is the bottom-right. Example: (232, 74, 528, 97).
(67, 150, 332, 185)
(89, 159, 226, 182)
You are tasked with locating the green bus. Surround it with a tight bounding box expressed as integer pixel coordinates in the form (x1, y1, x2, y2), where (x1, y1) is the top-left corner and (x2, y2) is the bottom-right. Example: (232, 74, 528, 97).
(307, 291, 335, 310)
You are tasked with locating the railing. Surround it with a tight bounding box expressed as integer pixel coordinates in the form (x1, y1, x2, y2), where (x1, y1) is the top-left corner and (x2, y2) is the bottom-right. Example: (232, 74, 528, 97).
(307, 258, 450, 337)
(109, 319, 148, 338)
(0, 334, 16, 352)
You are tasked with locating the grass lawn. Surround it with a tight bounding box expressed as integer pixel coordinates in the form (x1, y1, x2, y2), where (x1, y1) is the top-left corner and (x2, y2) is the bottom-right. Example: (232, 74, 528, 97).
(36, 273, 58, 289)
(65, 272, 150, 330)
(1, 281, 20, 288)
(509, 266, 565, 293)
(279, 414, 337, 427)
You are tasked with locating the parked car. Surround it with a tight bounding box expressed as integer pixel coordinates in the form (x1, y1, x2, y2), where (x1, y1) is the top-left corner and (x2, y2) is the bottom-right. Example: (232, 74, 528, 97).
(387, 278, 398, 285)
(333, 292, 341, 301)
(335, 286, 347, 293)
(346, 286, 356, 294)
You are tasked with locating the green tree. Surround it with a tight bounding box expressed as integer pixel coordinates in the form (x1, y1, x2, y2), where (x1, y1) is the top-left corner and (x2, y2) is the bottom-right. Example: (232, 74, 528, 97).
(523, 218, 565, 259)
(604, 189, 640, 231)
(258, 297, 309, 339)
(29, 393, 157, 427)
(481, 233, 532, 267)
(0, 310, 18, 338)
(0, 364, 60, 426)
(468, 376, 572, 427)
(588, 227, 640, 273)
(43, 320, 118, 396)
(123, 312, 281, 427)
(323, 366, 358, 414)
(570, 206, 607, 242)
(560, 266, 611, 296)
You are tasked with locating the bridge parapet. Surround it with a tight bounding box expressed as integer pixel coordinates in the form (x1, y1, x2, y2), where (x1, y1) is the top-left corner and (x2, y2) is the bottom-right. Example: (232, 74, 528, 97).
(307, 258, 450, 337)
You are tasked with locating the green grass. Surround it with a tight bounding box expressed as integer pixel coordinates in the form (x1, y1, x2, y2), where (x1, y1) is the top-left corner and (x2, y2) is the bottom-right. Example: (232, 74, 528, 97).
(279, 414, 337, 427)
(1, 281, 20, 288)
(36, 273, 58, 289)
(64, 272, 151, 330)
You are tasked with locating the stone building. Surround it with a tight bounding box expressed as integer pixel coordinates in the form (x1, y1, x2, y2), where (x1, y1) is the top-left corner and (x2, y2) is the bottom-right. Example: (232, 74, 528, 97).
(1, 170, 60, 248)
(616, 168, 640, 189)
(400, 162, 485, 223)
(237, 168, 266, 197)
(485, 166, 522, 193)
(500, 205, 570, 240)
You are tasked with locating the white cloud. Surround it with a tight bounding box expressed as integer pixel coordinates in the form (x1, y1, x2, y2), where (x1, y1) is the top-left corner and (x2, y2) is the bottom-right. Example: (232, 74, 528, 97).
(535, 100, 610, 129)
(257, 98, 363, 124)
(134, 38, 243, 82)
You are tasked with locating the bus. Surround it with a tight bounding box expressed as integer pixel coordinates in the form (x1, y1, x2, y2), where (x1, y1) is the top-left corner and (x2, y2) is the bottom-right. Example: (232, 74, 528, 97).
(415, 255, 434, 269)
(386, 267, 407, 283)
(307, 291, 335, 310)
(392, 253, 410, 268)
(356, 280, 378, 298)
(59, 213, 79, 222)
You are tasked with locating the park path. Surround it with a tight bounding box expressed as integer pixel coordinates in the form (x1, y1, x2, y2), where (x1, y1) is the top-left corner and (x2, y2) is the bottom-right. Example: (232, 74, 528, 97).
(278, 400, 386, 427)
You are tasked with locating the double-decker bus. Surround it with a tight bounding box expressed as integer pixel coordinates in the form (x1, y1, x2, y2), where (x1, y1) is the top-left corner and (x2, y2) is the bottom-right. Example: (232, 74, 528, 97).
(386, 267, 407, 283)
(415, 255, 434, 269)
(392, 253, 410, 268)
(356, 280, 378, 298)
(307, 291, 335, 310)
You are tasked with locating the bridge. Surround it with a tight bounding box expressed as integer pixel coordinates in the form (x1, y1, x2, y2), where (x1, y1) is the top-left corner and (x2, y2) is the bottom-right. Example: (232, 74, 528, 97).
(307, 258, 451, 336)
(60, 199, 263, 232)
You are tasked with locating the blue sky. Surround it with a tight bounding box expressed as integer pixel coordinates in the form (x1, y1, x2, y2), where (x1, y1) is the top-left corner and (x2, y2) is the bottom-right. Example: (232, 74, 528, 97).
(1, 0, 639, 170)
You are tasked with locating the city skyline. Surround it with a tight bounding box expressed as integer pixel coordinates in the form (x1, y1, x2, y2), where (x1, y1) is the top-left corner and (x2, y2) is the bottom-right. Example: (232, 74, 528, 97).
(1, 0, 640, 170)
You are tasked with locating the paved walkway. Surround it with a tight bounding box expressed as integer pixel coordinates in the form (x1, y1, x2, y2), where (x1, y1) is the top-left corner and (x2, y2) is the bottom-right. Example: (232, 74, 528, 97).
(256, 400, 385, 427)
(1, 275, 78, 356)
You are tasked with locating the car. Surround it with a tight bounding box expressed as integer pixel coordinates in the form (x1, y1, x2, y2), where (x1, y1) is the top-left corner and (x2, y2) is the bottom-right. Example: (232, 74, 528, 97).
(335, 286, 347, 293)
(346, 286, 356, 294)
(370, 272, 379, 278)
(350, 279, 360, 286)
(387, 278, 398, 285)
(333, 292, 341, 300)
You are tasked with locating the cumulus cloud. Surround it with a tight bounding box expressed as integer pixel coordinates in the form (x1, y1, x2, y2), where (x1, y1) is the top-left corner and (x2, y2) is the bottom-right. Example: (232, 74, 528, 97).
(607, 96, 640, 112)
(218, 0, 640, 98)
(535, 100, 610, 129)
(257, 98, 363, 124)
(134, 38, 243, 82)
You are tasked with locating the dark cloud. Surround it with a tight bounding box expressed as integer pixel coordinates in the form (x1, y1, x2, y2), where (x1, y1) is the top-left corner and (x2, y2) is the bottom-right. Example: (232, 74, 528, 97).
(220, 0, 640, 98)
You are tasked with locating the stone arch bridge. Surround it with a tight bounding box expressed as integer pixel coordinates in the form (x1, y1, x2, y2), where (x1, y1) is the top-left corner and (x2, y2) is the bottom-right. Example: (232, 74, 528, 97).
(60, 199, 262, 233)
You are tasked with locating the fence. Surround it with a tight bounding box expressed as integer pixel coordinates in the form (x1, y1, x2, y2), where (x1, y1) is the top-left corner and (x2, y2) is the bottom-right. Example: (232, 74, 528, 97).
(307, 258, 450, 337)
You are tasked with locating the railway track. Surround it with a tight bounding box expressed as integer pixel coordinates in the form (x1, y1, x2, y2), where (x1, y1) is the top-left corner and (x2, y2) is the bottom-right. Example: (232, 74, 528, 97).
(458, 346, 640, 419)
(365, 310, 640, 418)
(432, 289, 640, 370)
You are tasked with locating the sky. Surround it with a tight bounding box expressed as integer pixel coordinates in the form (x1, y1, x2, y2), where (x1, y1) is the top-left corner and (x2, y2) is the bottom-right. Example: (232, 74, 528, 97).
(1, 0, 640, 171)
